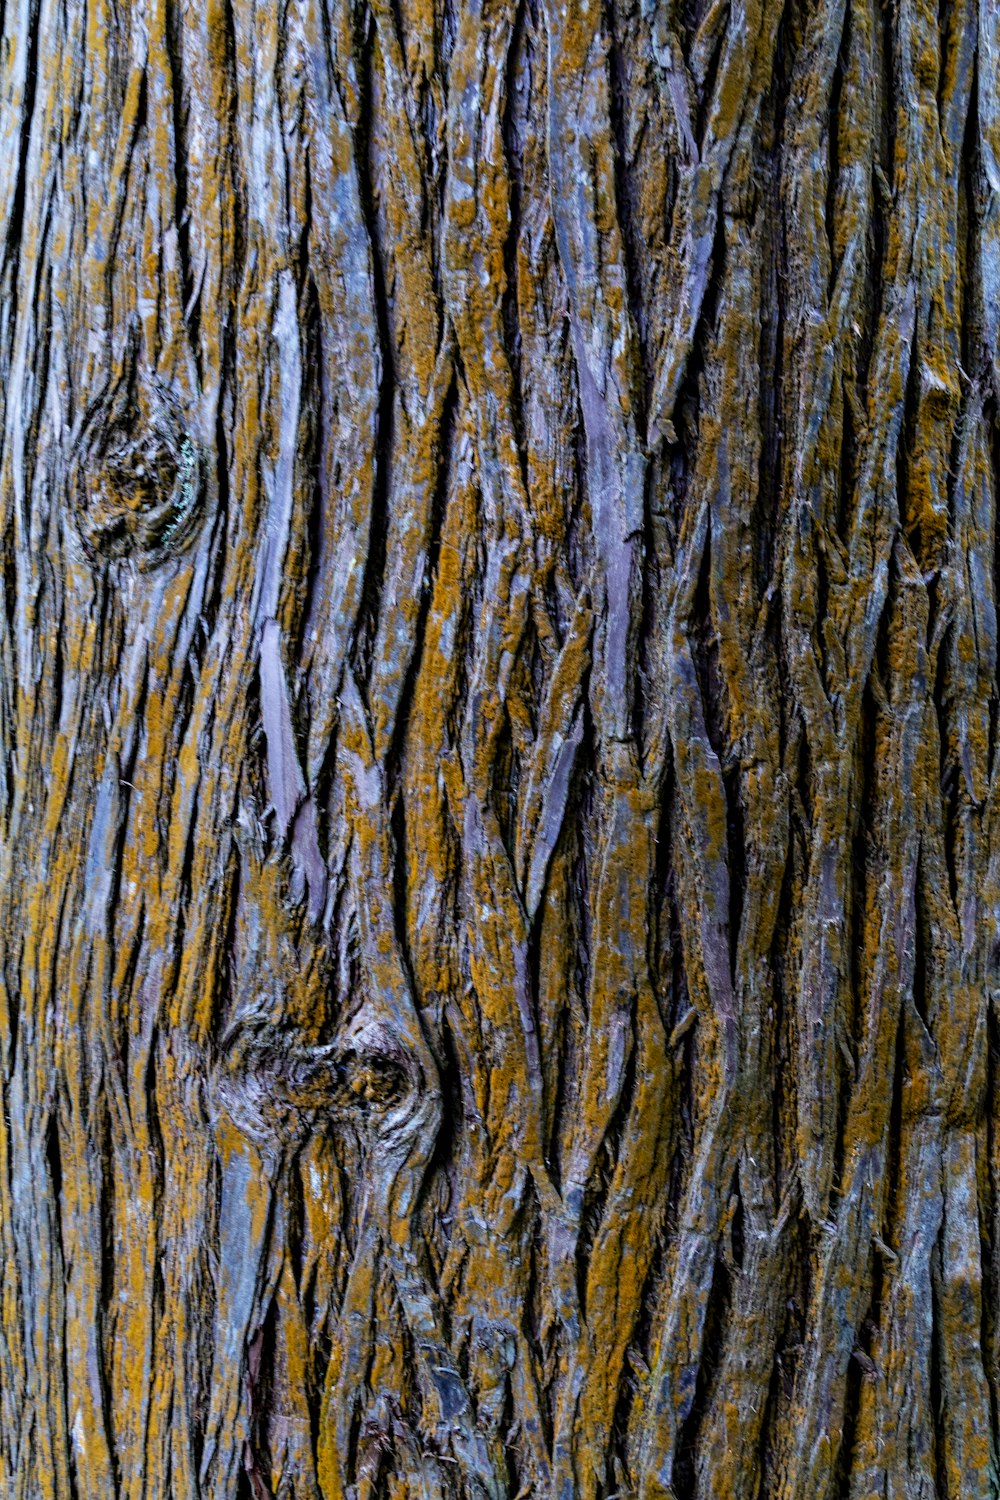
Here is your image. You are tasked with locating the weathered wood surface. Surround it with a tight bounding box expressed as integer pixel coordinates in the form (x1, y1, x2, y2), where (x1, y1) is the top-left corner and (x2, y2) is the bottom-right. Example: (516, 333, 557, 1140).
(1, 0, 999, 1495)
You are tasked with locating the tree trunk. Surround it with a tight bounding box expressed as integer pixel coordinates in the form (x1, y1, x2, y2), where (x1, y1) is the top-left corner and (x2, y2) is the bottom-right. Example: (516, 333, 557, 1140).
(2, 0, 999, 1495)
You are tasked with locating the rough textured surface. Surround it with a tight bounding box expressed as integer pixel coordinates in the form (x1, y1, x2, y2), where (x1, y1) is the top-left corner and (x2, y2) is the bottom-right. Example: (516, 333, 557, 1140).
(1, 0, 999, 1496)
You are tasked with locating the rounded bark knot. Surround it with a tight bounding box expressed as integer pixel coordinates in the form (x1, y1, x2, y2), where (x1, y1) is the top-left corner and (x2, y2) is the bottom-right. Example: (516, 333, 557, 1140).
(212, 1015, 340, 1154)
(72, 371, 204, 567)
(341, 1049, 408, 1109)
(334, 1012, 439, 1137)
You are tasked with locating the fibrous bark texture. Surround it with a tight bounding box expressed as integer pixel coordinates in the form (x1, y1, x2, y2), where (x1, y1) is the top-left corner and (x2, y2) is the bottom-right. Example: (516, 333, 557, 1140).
(2, 0, 1000, 1495)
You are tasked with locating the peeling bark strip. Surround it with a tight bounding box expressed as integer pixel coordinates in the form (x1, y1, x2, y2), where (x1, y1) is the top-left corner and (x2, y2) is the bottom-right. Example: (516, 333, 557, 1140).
(3, 0, 1000, 1495)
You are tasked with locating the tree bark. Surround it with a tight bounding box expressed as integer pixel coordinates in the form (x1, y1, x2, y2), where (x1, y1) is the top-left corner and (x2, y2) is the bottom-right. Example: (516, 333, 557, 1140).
(1, 0, 999, 1495)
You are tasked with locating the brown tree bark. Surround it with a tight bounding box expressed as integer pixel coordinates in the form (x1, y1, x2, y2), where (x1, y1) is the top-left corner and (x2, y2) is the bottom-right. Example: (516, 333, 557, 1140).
(2, 0, 999, 1495)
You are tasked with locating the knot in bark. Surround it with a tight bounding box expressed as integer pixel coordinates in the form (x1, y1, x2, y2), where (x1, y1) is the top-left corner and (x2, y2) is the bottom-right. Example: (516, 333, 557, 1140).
(340, 1048, 409, 1110)
(73, 371, 203, 566)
